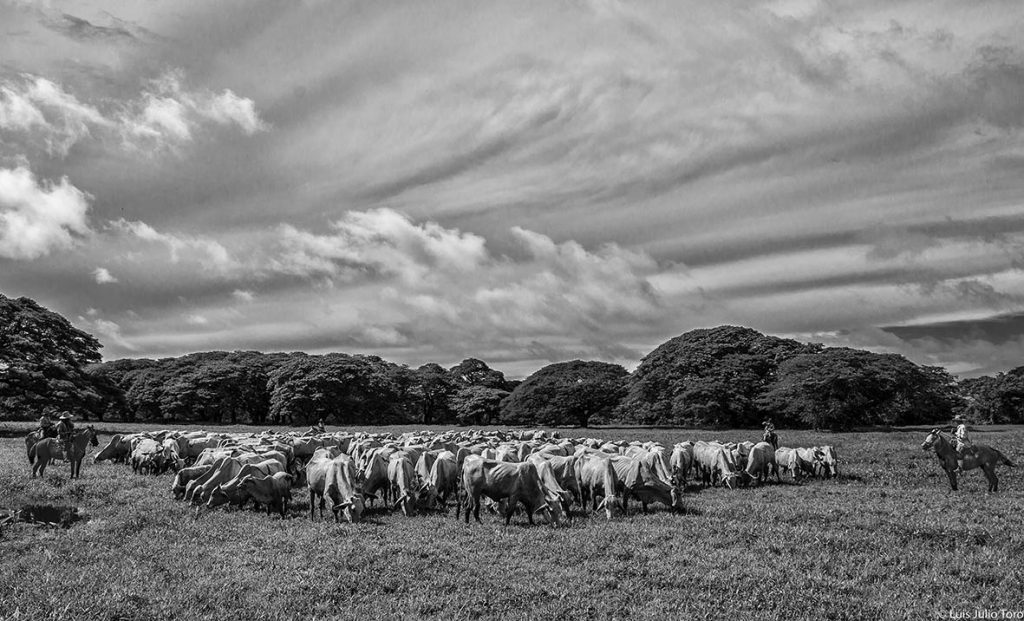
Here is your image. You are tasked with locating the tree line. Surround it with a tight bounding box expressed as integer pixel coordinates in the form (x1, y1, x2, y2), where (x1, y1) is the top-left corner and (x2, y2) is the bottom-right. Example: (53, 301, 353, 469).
(2, 294, 1021, 428)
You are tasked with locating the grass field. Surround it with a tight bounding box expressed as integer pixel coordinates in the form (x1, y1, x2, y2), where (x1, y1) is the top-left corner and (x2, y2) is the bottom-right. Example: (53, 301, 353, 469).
(1, 423, 1022, 620)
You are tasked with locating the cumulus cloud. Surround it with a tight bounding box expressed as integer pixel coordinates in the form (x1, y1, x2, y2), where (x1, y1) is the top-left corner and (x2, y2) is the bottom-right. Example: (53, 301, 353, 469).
(92, 267, 117, 284)
(0, 70, 264, 158)
(0, 165, 91, 260)
(0, 75, 110, 156)
(119, 70, 266, 150)
(232, 289, 254, 302)
(76, 315, 135, 352)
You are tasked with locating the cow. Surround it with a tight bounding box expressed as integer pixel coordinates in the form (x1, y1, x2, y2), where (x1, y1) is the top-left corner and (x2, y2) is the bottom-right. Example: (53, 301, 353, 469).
(527, 453, 582, 505)
(359, 451, 390, 508)
(670, 442, 694, 484)
(774, 447, 819, 482)
(608, 455, 684, 514)
(205, 459, 286, 510)
(420, 450, 459, 510)
(185, 453, 266, 504)
(814, 445, 838, 478)
(743, 441, 776, 486)
(458, 456, 552, 526)
(529, 459, 571, 524)
(171, 464, 212, 499)
(693, 442, 740, 489)
(386, 452, 418, 517)
(307, 453, 364, 523)
(796, 447, 825, 477)
(130, 438, 164, 475)
(578, 454, 624, 520)
(161, 438, 186, 474)
(239, 472, 294, 517)
(94, 434, 132, 463)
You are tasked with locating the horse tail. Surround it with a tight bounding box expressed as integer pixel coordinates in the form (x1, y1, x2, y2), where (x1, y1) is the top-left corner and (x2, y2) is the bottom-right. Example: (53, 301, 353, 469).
(28, 441, 38, 465)
(996, 450, 1015, 467)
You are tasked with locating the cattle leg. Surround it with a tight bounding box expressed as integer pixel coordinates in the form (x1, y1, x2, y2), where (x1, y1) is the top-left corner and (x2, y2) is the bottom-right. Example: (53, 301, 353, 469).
(309, 491, 316, 521)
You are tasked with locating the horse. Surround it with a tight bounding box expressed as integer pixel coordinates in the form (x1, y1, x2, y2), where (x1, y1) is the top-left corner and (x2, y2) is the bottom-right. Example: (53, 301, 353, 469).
(920, 429, 1015, 492)
(28, 426, 99, 479)
(25, 427, 59, 463)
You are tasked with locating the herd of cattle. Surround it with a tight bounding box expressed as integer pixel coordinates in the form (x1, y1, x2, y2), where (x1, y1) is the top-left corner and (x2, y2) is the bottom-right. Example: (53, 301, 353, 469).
(90, 429, 839, 525)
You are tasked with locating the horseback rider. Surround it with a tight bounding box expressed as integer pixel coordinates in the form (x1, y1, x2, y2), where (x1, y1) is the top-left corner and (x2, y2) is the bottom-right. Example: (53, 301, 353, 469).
(762, 418, 778, 450)
(56, 413, 75, 459)
(313, 418, 326, 434)
(950, 415, 975, 473)
(38, 413, 55, 438)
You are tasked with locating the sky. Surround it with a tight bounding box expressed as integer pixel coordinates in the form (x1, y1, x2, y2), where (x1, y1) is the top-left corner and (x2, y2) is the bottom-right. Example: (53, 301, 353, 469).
(2, 0, 1024, 378)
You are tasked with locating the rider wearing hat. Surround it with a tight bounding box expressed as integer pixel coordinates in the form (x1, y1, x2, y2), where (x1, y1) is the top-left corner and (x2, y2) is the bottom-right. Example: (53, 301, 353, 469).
(950, 415, 974, 473)
(762, 418, 779, 450)
(56, 413, 75, 458)
(38, 413, 55, 437)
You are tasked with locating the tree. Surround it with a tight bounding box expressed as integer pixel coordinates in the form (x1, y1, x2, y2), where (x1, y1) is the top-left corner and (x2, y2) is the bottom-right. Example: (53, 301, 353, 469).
(451, 386, 509, 426)
(759, 348, 960, 429)
(501, 360, 627, 427)
(412, 363, 458, 425)
(448, 358, 510, 390)
(618, 326, 816, 426)
(960, 369, 1024, 424)
(0, 294, 113, 420)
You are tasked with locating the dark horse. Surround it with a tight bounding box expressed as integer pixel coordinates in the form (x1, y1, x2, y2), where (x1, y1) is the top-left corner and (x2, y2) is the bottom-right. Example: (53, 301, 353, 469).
(29, 427, 99, 479)
(25, 427, 59, 463)
(921, 429, 1015, 492)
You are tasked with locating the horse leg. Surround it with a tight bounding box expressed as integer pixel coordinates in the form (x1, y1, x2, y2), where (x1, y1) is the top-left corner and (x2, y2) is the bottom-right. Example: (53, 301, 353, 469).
(945, 468, 958, 492)
(983, 465, 998, 493)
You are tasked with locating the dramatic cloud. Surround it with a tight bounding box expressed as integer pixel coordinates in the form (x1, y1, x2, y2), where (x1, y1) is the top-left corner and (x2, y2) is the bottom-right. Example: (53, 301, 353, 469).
(0, 165, 91, 260)
(3, 1, 1024, 378)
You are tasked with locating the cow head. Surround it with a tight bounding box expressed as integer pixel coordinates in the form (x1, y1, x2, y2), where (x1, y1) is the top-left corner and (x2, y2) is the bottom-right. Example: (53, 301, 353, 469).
(206, 484, 230, 509)
(596, 495, 623, 520)
(721, 472, 739, 490)
(670, 486, 685, 511)
(334, 495, 365, 523)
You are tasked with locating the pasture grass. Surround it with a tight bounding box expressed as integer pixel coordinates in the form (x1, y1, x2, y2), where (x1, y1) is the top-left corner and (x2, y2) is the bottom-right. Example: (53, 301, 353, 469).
(1, 424, 1023, 620)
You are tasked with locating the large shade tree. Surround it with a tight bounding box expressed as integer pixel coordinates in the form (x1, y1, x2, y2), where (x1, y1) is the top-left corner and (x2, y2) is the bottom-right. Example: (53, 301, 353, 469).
(501, 360, 628, 427)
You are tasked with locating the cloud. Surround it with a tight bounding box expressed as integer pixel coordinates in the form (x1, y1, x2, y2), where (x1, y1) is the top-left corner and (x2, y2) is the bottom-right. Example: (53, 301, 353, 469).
(232, 289, 254, 302)
(271, 208, 488, 283)
(0, 165, 91, 260)
(92, 267, 117, 284)
(76, 315, 135, 352)
(0, 70, 265, 158)
(111, 219, 237, 274)
(119, 71, 266, 151)
(0, 76, 110, 156)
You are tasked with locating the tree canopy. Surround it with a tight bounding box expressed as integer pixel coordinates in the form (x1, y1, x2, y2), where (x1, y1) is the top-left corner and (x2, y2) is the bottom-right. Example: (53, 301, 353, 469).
(502, 360, 628, 427)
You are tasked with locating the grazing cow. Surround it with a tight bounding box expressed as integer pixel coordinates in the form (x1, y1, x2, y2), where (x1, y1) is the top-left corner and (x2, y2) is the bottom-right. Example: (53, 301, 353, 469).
(774, 447, 818, 482)
(670, 442, 694, 484)
(359, 451, 390, 507)
(530, 459, 571, 524)
(161, 438, 186, 473)
(185, 453, 266, 504)
(420, 450, 459, 510)
(171, 464, 212, 499)
(814, 445, 838, 478)
(743, 442, 776, 486)
(796, 447, 825, 477)
(386, 452, 418, 516)
(458, 456, 552, 526)
(578, 454, 624, 520)
(206, 459, 286, 510)
(239, 472, 294, 517)
(131, 438, 164, 475)
(307, 453, 364, 523)
(608, 455, 684, 514)
(94, 434, 132, 463)
(183, 437, 221, 462)
(693, 442, 740, 489)
(527, 453, 582, 505)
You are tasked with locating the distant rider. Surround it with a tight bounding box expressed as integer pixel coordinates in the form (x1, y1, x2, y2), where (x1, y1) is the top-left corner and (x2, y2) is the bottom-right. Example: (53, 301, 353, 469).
(38, 413, 55, 438)
(950, 415, 974, 473)
(56, 413, 75, 459)
(762, 419, 778, 450)
(313, 418, 326, 434)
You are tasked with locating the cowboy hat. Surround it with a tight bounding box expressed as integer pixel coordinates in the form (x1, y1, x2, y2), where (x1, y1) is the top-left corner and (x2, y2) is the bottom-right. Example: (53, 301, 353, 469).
(58, 412, 72, 420)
